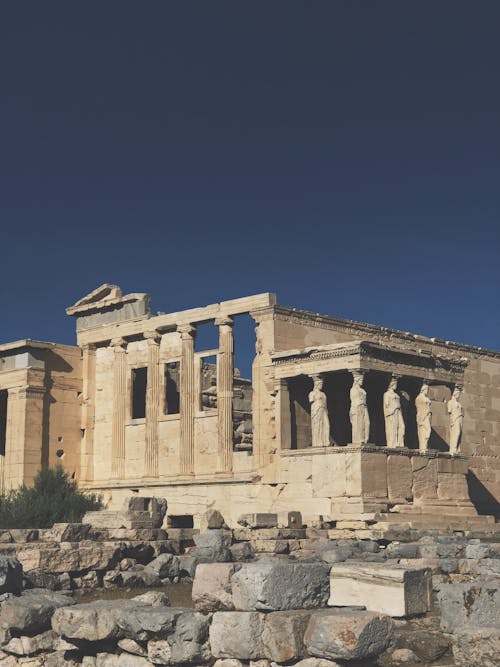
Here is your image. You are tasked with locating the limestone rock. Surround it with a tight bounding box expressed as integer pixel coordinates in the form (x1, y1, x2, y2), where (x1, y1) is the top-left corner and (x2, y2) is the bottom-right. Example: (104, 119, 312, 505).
(42, 523, 91, 543)
(0, 589, 75, 637)
(438, 579, 500, 632)
(3, 629, 58, 656)
(132, 592, 170, 607)
(304, 609, 394, 661)
(117, 607, 184, 642)
(116, 654, 153, 666)
(328, 564, 432, 617)
(0, 557, 23, 595)
(169, 611, 211, 664)
(147, 640, 171, 665)
(117, 639, 148, 656)
(192, 563, 240, 612)
(193, 530, 232, 563)
(293, 660, 342, 667)
(237, 514, 278, 529)
(231, 563, 330, 611)
(52, 600, 141, 642)
(229, 542, 254, 562)
(205, 510, 227, 529)
(261, 611, 311, 662)
(144, 553, 180, 579)
(209, 611, 266, 659)
(213, 660, 245, 667)
(178, 555, 198, 578)
(452, 626, 500, 667)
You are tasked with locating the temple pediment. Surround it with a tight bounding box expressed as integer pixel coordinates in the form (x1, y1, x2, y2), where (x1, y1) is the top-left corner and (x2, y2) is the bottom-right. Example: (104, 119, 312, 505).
(66, 284, 151, 330)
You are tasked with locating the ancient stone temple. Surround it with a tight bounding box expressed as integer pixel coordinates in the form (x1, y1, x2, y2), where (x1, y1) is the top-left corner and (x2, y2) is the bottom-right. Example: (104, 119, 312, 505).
(0, 284, 499, 528)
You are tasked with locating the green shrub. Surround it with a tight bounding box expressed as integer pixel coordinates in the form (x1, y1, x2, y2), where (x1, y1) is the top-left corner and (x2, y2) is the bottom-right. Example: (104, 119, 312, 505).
(0, 466, 102, 528)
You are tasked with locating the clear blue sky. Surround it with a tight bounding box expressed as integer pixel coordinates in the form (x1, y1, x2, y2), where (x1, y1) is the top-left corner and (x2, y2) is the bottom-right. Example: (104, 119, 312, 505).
(1, 2, 499, 365)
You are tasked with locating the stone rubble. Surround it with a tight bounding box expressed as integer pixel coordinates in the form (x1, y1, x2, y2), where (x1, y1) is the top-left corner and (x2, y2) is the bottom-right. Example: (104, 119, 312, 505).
(0, 510, 498, 666)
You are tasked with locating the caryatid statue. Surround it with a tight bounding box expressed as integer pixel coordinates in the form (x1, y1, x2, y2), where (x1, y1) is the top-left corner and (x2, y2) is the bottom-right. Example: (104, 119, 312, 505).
(309, 375, 331, 447)
(415, 382, 432, 451)
(383, 376, 405, 448)
(350, 370, 370, 444)
(447, 386, 464, 455)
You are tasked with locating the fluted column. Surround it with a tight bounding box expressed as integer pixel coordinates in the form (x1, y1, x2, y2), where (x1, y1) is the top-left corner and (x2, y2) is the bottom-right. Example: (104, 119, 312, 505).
(111, 338, 127, 478)
(144, 331, 161, 478)
(80, 343, 96, 482)
(178, 324, 196, 476)
(216, 317, 234, 473)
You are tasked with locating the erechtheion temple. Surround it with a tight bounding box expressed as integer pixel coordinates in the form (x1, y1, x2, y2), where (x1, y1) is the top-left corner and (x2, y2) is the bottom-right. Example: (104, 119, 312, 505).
(1, 284, 499, 529)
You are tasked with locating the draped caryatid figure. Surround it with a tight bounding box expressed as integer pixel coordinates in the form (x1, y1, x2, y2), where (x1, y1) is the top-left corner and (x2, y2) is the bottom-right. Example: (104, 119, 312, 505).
(448, 386, 463, 455)
(384, 375, 405, 448)
(416, 382, 432, 452)
(350, 370, 370, 444)
(309, 375, 330, 447)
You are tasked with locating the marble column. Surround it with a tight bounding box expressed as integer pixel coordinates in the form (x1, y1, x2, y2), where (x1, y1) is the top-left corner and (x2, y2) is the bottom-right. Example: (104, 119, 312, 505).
(80, 343, 96, 482)
(178, 324, 196, 476)
(111, 338, 127, 479)
(144, 332, 161, 478)
(215, 317, 234, 473)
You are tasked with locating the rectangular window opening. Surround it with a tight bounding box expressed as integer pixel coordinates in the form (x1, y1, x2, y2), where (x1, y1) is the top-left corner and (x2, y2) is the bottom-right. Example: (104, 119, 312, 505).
(165, 362, 180, 415)
(0, 390, 7, 457)
(200, 355, 217, 411)
(131, 367, 147, 419)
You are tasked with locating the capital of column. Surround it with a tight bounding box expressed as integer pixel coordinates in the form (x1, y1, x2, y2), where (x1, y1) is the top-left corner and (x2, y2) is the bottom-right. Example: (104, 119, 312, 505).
(110, 337, 127, 350)
(214, 316, 234, 328)
(177, 324, 196, 340)
(144, 330, 162, 345)
(81, 343, 97, 353)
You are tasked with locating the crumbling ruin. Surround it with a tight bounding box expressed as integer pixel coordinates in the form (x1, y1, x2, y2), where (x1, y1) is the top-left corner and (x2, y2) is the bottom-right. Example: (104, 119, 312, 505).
(0, 284, 499, 532)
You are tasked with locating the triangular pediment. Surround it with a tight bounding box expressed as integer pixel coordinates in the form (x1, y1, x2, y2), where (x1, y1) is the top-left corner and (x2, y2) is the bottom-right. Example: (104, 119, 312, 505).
(69, 284, 122, 310)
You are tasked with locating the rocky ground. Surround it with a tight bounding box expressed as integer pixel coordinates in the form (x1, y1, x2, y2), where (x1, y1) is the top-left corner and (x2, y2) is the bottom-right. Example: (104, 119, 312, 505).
(0, 511, 498, 666)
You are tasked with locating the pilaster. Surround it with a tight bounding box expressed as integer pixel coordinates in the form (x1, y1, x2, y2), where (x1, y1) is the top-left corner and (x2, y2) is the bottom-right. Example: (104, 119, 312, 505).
(80, 343, 96, 482)
(111, 338, 127, 479)
(178, 324, 196, 476)
(215, 317, 234, 473)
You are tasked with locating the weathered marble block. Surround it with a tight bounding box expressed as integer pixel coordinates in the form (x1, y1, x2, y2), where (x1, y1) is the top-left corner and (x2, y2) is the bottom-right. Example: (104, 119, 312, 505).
(328, 563, 432, 617)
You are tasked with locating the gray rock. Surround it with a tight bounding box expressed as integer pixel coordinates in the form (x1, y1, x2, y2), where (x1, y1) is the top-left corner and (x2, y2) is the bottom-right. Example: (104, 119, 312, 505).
(452, 626, 500, 667)
(193, 530, 232, 563)
(357, 540, 379, 554)
(261, 611, 311, 662)
(438, 579, 500, 632)
(117, 638, 148, 656)
(438, 558, 458, 574)
(145, 553, 180, 579)
(24, 570, 61, 591)
(43, 523, 91, 543)
(465, 542, 500, 560)
(9, 530, 39, 543)
(103, 570, 123, 589)
(390, 648, 421, 663)
(0, 589, 75, 636)
(213, 660, 245, 667)
(395, 628, 451, 662)
(117, 654, 152, 666)
(96, 654, 119, 667)
(304, 609, 394, 661)
(132, 592, 170, 607)
(169, 611, 211, 664)
(178, 555, 198, 578)
(205, 510, 227, 529)
(210, 611, 266, 659)
(147, 639, 171, 665)
(0, 557, 22, 595)
(231, 562, 330, 611)
(385, 544, 419, 559)
(121, 569, 161, 588)
(293, 660, 342, 667)
(237, 514, 278, 528)
(230, 542, 254, 562)
(192, 563, 240, 612)
(3, 629, 58, 656)
(52, 600, 141, 642)
(118, 607, 184, 641)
